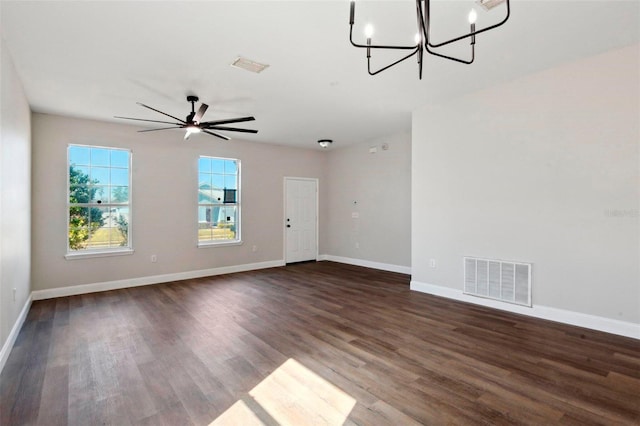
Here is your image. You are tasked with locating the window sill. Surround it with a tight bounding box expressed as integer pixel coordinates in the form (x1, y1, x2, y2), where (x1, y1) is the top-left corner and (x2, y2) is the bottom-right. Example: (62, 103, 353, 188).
(198, 240, 243, 249)
(65, 248, 134, 260)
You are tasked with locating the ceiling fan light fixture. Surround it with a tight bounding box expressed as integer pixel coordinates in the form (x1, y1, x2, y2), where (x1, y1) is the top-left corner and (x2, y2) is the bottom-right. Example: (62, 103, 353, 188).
(318, 139, 333, 148)
(184, 125, 201, 140)
(231, 57, 270, 74)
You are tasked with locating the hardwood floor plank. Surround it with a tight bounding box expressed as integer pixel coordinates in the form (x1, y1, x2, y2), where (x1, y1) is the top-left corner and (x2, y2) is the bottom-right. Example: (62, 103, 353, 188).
(166, 361, 224, 425)
(348, 400, 424, 426)
(36, 364, 69, 426)
(1, 261, 638, 425)
(137, 400, 195, 426)
(6, 319, 52, 425)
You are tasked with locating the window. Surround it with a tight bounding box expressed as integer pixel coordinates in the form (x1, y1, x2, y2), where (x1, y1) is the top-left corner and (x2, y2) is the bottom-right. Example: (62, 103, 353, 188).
(67, 145, 131, 256)
(198, 156, 240, 245)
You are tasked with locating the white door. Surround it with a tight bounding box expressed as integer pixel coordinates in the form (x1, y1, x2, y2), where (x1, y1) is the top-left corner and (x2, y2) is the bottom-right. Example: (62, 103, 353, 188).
(285, 178, 318, 263)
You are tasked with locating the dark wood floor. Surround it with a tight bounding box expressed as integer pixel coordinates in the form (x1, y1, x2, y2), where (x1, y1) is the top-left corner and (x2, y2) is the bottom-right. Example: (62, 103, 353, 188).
(1, 261, 638, 425)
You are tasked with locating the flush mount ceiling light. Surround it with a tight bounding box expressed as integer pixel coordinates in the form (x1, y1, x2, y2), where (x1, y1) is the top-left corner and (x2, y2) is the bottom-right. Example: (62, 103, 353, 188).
(318, 139, 333, 148)
(348, 0, 510, 79)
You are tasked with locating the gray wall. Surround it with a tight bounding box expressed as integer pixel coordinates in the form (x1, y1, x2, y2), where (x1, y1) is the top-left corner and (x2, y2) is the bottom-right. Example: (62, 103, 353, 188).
(0, 38, 31, 352)
(324, 132, 411, 269)
(412, 45, 639, 324)
(30, 112, 414, 294)
(31, 113, 326, 291)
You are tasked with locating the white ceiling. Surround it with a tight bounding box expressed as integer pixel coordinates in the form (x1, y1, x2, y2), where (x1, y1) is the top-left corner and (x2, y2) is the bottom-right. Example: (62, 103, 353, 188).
(1, 1, 638, 149)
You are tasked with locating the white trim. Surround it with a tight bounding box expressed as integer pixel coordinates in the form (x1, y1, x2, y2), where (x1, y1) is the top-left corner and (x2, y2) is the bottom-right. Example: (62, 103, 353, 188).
(320, 254, 411, 275)
(65, 248, 134, 260)
(198, 240, 243, 248)
(0, 295, 32, 374)
(32, 260, 285, 301)
(410, 280, 640, 340)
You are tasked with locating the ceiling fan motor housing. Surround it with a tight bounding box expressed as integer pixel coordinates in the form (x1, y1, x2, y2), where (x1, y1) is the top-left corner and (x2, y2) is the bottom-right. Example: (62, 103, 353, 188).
(186, 96, 199, 122)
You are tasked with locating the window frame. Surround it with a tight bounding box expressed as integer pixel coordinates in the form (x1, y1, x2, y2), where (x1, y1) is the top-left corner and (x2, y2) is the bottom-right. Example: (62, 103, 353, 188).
(197, 155, 242, 248)
(65, 144, 133, 260)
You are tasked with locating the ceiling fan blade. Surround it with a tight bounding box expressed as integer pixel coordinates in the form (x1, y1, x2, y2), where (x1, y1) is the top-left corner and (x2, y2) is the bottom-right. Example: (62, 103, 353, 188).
(137, 102, 186, 124)
(114, 116, 182, 126)
(203, 130, 231, 141)
(200, 116, 255, 127)
(194, 103, 208, 123)
(138, 126, 184, 133)
(207, 126, 258, 134)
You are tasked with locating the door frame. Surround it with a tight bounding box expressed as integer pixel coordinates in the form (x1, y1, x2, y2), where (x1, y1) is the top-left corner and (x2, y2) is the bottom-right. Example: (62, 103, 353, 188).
(283, 177, 319, 263)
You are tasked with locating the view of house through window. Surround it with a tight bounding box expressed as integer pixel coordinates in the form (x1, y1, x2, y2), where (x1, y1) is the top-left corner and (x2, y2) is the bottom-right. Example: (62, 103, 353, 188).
(67, 145, 131, 253)
(198, 156, 240, 244)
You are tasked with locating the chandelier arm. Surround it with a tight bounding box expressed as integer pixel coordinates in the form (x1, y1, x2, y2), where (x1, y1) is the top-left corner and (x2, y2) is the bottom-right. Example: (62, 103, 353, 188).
(350, 24, 417, 51)
(424, 42, 475, 65)
(420, 1, 474, 65)
(349, 4, 418, 50)
(418, 46, 424, 80)
(424, 0, 510, 49)
(368, 47, 420, 76)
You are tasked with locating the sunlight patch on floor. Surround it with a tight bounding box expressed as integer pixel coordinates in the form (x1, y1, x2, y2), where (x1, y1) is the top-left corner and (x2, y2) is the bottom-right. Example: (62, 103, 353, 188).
(211, 358, 356, 426)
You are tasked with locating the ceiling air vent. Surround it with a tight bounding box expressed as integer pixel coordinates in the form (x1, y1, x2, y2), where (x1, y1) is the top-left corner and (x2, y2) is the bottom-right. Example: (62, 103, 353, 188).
(231, 57, 269, 74)
(476, 0, 506, 11)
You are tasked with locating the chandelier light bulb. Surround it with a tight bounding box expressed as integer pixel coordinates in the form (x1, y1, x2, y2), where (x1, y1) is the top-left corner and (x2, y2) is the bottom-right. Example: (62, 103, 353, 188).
(364, 23, 374, 38)
(468, 9, 477, 24)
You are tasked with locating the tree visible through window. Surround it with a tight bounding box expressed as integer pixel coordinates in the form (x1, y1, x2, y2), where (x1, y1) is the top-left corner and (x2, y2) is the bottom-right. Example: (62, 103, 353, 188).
(67, 145, 131, 253)
(198, 156, 240, 244)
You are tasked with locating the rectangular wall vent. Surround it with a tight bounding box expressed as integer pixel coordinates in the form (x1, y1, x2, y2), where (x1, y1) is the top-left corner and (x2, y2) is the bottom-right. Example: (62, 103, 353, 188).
(464, 257, 531, 307)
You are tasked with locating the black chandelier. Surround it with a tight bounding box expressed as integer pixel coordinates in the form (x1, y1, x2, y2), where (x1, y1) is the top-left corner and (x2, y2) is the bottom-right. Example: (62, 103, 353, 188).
(349, 0, 510, 79)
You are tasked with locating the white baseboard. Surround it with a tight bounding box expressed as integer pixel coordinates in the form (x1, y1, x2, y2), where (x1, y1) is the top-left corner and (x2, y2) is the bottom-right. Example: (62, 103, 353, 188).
(319, 254, 411, 275)
(410, 280, 640, 340)
(0, 294, 32, 374)
(32, 260, 285, 301)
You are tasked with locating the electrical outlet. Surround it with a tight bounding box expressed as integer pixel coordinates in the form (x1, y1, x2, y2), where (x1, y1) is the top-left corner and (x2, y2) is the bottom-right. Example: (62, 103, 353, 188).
(355, 242, 360, 249)
(151, 255, 157, 263)
(429, 259, 436, 268)
(252, 245, 258, 252)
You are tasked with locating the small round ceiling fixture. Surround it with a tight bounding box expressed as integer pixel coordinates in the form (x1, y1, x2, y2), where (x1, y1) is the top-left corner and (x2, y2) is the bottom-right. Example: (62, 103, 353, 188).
(318, 139, 333, 148)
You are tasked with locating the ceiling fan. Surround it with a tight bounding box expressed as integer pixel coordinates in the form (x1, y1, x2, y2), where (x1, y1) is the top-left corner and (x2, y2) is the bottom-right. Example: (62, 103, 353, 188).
(115, 96, 258, 141)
